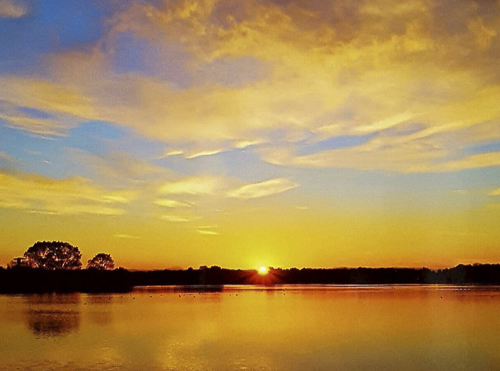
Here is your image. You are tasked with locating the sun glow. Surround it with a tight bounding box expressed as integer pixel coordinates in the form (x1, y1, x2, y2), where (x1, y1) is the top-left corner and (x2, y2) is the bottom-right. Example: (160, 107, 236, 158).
(259, 266, 268, 275)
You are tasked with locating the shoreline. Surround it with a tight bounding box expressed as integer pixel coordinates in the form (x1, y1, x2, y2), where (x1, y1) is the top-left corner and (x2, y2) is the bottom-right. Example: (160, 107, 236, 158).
(1, 264, 499, 294)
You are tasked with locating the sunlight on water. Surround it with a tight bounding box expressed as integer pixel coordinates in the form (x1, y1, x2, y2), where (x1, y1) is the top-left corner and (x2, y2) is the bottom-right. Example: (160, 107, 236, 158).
(0, 286, 499, 371)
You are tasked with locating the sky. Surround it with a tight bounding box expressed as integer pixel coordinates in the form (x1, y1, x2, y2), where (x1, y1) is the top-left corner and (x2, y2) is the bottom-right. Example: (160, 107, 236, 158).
(0, 0, 499, 270)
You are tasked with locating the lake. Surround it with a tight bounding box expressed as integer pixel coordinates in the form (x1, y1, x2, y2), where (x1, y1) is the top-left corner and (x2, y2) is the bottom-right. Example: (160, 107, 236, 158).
(0, 285, 498, 371)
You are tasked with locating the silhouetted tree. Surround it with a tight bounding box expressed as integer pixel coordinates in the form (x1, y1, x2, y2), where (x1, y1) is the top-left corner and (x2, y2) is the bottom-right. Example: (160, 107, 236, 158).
(87, 253, 115, 270)
(24, 241, 82, 270)
(7, 256, 38, 269)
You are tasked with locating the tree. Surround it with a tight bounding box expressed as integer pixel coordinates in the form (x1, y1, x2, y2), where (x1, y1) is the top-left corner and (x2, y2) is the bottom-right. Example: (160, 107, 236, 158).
(24, 241, 82, 270)
(87, 253, 115, 270)
(7, 256, 38, 269)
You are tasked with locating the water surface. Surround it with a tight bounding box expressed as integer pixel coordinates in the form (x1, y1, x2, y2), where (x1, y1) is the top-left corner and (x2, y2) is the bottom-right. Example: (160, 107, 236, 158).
(0, 285, 499, 370)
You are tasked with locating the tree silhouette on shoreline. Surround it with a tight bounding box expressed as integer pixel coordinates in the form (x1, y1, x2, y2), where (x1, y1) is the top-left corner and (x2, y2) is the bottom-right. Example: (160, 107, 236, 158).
(87, 253, 115, 270)
(23, 241, 82, 270)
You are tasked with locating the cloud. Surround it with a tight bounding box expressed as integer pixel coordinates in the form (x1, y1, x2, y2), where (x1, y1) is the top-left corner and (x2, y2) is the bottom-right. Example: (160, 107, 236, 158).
(490, 187, 500, 196)
(113, 234, 140, 239)
(159, 138, 264, 161)
(0, 112, 72, 137)
(0, 78, 94, 141)
(430, 152, 500, 173)
(0, 0, 29, 18)
(154, 199, 192, 208)
(0, 169, 135, 215)
(161, 149, 184, 158)
(468, 17, 497, 49)
(197, 229, 218, 235)
(185, 149, 224, 159)
(0, 101, 81, 137)
(0, 0, 499, 173)
(195, 224, 219, 235)
(70, 149, 168, 186)
(160, 176, 221, 195)
(196, 225, 218, 230)
(260, 131, 500, 173)
(0, 151, 18, 167)
(161, 214, 194, 222)
(227, 178, 299, 199)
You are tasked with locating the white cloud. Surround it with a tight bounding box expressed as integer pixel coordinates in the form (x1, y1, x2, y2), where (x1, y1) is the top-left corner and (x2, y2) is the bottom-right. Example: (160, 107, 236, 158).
(197, 230, 218, 235)
(154, 199, 192, 208)
(113, 234, 140, 239)
(161, 215, 193, 222)
(160, 176, 221, 195)
(227, 178, 299, 199)
(185, 149, 224, 159)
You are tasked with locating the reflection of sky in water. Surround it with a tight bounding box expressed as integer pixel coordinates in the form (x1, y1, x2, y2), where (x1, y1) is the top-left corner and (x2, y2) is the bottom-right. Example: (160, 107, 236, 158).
(0, 287, 498, 370)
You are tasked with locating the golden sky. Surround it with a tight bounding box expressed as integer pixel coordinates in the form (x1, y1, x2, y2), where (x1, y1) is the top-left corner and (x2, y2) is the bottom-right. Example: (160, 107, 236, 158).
(0, 0, 499, 269)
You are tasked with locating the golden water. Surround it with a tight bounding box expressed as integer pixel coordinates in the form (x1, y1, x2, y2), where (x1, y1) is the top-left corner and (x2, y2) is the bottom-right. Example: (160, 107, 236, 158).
(0, 285, 499, 370)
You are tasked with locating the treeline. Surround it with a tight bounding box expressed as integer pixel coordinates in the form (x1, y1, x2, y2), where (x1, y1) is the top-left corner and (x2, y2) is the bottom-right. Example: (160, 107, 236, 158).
(0, 268, 133, 293)
(1, 264, 499, 293)
(128, 264, 500, 286)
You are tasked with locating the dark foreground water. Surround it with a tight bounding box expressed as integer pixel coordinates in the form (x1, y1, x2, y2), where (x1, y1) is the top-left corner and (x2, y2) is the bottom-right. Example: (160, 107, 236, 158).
(0, 285, 499, 371)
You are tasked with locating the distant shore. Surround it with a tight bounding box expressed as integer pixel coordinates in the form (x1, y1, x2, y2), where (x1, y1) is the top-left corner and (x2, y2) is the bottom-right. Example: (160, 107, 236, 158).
(0, 264, 499, 294)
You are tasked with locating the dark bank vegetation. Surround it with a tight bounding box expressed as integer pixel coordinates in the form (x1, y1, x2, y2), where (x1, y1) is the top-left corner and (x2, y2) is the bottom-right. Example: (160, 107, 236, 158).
(1, 241, 499, 293)
(126, 264, 500, 286)
(2, 264, 500, 294)
(1, 241, 124, 293)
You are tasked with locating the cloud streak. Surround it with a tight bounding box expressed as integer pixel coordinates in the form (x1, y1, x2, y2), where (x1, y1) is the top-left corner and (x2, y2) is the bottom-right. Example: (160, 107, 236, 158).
(154, 199, 192, 208)
(227, 178, 299, 199)
(113, 234, 140, 239)
(490, 188, 500, 196)
(160, 176, 221, 195)
(0, 169, 135, 215)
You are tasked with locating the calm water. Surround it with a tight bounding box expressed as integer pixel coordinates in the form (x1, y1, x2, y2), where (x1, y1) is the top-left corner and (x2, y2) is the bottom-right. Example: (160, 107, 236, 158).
(0, 285, 499, 371)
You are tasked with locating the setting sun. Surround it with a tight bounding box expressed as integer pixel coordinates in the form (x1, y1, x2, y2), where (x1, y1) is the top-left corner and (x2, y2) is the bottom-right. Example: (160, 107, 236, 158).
(259, 266, 268, 275)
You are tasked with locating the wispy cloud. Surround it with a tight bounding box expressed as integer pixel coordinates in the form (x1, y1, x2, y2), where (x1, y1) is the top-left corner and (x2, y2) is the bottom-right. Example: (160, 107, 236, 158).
(0, 151, 19, 167)
(185, 149, 224, 159)
(70, 149, 167, 186)
(227, 178, 299, 199)
(195, 225, 219, 236)
(113, 234, 140, 239)
(161, 214, 194, 223)
(197, 230, 218, 236)
(0, 0, 29, 18)
(261, 134, 500, 173)
(160, 176, 221, 195)
(490, 188, 500, 196)
(0, 169, 135, 215)
(161, 149, 184, 158)
(154, 199, 191, 208)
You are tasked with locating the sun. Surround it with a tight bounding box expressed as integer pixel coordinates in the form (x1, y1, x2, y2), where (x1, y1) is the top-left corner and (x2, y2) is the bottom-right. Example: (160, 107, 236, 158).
(258, 266, 268, 275)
